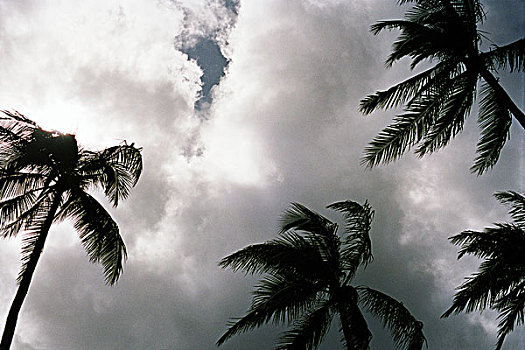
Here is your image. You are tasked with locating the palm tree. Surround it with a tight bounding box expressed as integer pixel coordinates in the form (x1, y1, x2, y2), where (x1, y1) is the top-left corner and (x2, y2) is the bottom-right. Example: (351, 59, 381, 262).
(442, 191, 525, 350)
(360, 0, 525, 174)
(0, 111, 143, 349)
(217, 200, 426, 349)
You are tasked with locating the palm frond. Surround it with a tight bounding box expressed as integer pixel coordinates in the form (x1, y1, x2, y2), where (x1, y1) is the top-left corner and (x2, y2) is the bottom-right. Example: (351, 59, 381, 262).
(442, 258, 524, 317)
(275, 300, 334, 350)
(17, 195, 54, 282)
(450, 224, 525, 260)
(0, 188, 52, 238)
(216, 273, 322, 346)
(379, 20, 452, 68)
(494, 286, 525, 350)
(482, 38, 525, 73)
(362, 96, 439, 167)
(471, 82, 512, 174)
(78, 145, 143, 207)
(494, 191, 525, 227)
(415, 71, 476, 156)
(280, 202, 336, 238)
(358, 286, 426, 350)
(360, 60, 455, 115)
(327, 201, 374, 271)
(218, 231, 328, 280)
(61, 190, 127, 285)
(0, 172, 46, 199)
(0, 189, 40, 227)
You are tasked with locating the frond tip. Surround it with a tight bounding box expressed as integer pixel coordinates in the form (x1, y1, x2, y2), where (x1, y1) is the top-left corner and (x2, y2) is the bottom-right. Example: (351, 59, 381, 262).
(442, 191, 525, 349)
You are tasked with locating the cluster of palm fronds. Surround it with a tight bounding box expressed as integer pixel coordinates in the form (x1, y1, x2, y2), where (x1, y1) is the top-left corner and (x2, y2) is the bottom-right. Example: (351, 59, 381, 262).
(360, 0, 524, 175)
(218, 201, 426, 350)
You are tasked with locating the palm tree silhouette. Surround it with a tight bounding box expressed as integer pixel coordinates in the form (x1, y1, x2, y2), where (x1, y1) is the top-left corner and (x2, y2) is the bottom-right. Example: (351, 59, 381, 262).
(360, 0, 524, 174)
(217, 200, 426, 349)
(442, 191, 525, 350)
(0, 111, 143, 349)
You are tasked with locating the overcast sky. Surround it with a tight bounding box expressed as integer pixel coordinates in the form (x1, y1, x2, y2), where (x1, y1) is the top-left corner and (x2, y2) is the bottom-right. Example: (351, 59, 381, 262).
(0, 0, 524, 349)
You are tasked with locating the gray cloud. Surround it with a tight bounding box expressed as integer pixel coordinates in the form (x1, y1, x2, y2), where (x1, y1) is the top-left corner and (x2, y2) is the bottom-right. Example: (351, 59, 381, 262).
(0, 0, 523, 349)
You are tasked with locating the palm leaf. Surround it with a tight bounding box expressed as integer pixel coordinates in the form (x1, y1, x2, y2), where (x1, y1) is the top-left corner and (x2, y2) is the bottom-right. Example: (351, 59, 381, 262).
(415, 70, 476, 156)
(494, 285, 525, 350)
(442, 258, 524, 317)
(471, 82, 512, 174)
(216, 273, 322, 346)
(0, 172, 46, 199)
(17, 195, 54, 282)
(360, 60, 457, 115)
(280, 202, 336, 238)
(0, 188, 52, 238)
(450, 224, 524, 260)
(482, 38, 525, 73)
(78, 145, 143, 206)
(61, 190, 127, 285)
(275, 300, 334, 350)
(327, 200, 374, 272)
(218, 231, 328, 280)
(494, 191, 525, 227)
(358, 286, 426, 350)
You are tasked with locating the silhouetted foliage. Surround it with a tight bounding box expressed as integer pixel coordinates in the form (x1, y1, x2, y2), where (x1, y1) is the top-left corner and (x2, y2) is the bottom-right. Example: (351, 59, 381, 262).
(442, 191, 525, 350)
(0, 111, 143, 349)
(217, 200, 426, 350)
(360, 0, 525, 174)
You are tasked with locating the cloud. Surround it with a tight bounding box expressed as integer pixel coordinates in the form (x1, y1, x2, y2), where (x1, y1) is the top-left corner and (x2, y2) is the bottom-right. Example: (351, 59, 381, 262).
(0, 0, 523, 349)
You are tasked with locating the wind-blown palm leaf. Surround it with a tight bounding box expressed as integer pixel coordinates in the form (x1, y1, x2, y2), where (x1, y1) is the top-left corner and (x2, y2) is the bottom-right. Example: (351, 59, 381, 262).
(362, 62, 468, 166)
(275, 300, 334, 350)
(0, 190, 41, 228)
(0, 189, 52, 239)
(360, 59, 459, 115)
(451, 224, 524, 260)
(442, 258, 524, 316)
(358, 286, 427, 350)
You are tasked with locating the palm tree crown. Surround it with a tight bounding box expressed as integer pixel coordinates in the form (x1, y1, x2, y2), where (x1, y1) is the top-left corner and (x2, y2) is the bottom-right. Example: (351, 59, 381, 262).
(0, 111, 143, 349)
(360, 0, 525, 174)
(442, 191, 525, 350)
(217, 200, 426, 349)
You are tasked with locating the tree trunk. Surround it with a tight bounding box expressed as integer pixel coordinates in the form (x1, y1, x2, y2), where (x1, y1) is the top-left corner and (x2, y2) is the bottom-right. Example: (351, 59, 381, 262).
(338, 302, 372, 350)
(480, 69, 525, 129)
(0, 192, 62, 350)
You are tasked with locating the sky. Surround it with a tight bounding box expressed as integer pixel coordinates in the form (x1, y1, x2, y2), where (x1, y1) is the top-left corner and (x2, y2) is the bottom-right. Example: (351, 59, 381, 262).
(0, 0, 523, 349)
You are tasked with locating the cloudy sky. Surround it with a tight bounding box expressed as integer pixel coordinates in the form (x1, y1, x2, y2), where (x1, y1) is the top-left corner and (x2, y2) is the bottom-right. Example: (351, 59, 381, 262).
(0, 0, 524, 349)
